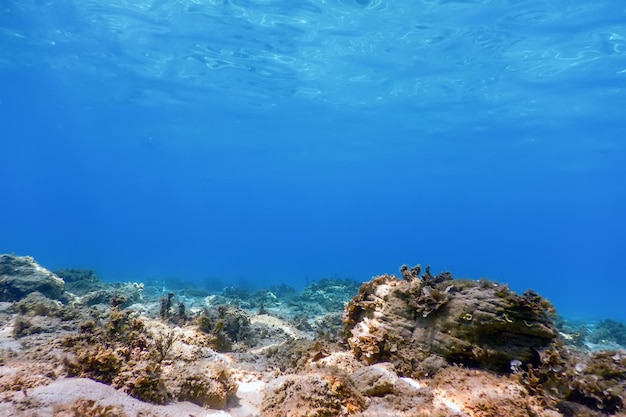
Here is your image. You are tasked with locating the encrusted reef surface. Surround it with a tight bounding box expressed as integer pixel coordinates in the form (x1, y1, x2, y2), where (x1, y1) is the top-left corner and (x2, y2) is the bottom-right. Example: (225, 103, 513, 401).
(0, 255, 624, 417)
(0, 255, 64, 301)
(344, 265, 557, 375)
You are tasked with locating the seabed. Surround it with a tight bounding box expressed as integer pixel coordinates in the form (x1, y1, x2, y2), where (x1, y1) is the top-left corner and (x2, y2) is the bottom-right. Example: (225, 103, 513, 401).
(1, 255, 625, 417)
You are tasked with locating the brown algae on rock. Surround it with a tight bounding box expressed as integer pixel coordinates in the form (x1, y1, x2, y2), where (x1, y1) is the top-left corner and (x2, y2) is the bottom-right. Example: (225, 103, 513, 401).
(344, 265, 558, 374)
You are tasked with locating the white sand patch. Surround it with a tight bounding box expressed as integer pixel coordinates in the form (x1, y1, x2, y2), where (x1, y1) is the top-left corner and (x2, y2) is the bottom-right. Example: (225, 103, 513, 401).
(230, 380, 265, 417)
(400, 377, 423, 390)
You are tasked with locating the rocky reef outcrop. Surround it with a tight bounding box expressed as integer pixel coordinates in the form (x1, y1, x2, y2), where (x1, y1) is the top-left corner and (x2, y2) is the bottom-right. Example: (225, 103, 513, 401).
(343, 265, 558, 376)
(343, 264, 626, 415)
(0, 255, 64, 301)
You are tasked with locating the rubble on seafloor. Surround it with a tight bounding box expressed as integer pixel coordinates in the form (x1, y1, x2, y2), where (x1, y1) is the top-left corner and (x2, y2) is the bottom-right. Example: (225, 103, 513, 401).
(0, 254, 625, 417)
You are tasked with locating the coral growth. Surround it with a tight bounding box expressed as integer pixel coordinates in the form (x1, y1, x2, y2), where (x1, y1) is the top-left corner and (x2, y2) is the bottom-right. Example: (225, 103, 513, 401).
(299, 278, 362, 311)
(60, 304, 237, 408)
(159, 292, 175, 320)
(589, 319, 626, 346)
(173, 363, 237, 408)
(63, 344, 123, 384)
(113, 363, 170, 404)
(196, 304, 250, 352)
(521, 345, 626, 414)
(16, 291, 63, 317)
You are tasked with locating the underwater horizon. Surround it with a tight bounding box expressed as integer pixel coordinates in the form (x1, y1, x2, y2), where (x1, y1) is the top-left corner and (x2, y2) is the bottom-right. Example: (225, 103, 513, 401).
(1, 0, 625, 321)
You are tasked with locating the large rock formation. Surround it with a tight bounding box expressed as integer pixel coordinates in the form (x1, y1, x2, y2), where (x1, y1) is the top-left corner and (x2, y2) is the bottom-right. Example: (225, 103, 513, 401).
(0, 254, 65, 301)
(343, 265, 558, 376)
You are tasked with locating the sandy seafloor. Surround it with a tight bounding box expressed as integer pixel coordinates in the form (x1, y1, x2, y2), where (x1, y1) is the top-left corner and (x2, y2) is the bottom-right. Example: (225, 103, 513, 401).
(1, 255, 625, 417)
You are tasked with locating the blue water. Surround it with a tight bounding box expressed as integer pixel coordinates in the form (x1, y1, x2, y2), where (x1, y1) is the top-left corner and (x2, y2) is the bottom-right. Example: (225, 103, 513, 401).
(1, 0, 625, 320)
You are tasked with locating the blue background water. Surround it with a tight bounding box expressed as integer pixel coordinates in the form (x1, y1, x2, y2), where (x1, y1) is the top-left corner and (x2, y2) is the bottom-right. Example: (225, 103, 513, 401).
(1, 0, 625, 320)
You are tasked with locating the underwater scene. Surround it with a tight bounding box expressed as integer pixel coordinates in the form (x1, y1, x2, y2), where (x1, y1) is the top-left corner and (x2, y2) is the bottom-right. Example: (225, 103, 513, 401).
(1, 0, 625, 416)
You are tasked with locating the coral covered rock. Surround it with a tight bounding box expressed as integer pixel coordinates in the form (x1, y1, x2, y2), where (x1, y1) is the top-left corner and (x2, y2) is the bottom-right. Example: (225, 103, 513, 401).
(262, 373, 365, 417)
(343, 268, 558, 375)
(196, 304, 251, 352)
(112, 363, 171, 405)
(522, 346, 626, 414)
(16, 291, 63, 317)
(0, 255, 65, 301)
(171, 363, 237, 409)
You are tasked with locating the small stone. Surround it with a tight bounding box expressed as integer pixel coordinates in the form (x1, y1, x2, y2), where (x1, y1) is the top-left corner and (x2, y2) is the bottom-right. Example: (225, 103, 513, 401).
(350, 363, 398, 396)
